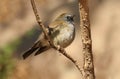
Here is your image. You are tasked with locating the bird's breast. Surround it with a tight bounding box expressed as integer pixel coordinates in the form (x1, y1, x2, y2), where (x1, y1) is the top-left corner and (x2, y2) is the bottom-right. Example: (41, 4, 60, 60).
(51, 23, 75, 48)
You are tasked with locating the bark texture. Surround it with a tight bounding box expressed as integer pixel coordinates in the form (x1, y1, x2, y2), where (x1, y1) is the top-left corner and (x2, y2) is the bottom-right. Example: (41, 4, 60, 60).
(79, 0, 95, 79)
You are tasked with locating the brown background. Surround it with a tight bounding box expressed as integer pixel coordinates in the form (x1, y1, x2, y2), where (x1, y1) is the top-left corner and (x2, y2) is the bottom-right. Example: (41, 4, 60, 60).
(0, 0, 120, 79)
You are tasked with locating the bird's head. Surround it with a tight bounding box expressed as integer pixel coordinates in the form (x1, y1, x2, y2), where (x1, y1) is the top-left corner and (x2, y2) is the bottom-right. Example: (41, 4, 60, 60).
(55, 13, 75, 23)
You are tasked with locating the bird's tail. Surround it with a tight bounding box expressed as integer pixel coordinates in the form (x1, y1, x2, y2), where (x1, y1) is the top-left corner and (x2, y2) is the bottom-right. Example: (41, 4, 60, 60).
(22, 40, 51, 59)
(22, 41, 40, 59)
(34, 46, 50, 56)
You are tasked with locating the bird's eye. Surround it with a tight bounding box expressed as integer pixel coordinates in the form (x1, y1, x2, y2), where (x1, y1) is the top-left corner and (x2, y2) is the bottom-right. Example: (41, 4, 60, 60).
(66, 16, 73, 22)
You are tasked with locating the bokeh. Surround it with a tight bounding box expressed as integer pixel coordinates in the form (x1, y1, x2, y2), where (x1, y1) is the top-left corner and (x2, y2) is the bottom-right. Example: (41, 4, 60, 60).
(0, 0, 120, 79)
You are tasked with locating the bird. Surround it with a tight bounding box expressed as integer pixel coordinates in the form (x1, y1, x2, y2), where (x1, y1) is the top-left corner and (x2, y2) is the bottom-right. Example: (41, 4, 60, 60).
(22, 13, 75, 59)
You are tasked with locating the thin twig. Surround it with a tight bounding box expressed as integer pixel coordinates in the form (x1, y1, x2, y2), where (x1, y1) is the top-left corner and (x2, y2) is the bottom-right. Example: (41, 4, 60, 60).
(30, 0, 84, 77)
(30, 0, 50, 42)
(57, 46, 84, 77)
(78, 0, 95, 79)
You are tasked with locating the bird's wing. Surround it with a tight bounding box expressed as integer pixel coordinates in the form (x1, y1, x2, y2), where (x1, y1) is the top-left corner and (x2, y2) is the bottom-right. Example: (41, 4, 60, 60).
(49, 20, 64, 28)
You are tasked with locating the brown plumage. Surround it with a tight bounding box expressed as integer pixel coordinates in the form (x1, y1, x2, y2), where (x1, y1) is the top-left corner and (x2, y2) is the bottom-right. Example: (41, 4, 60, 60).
(22, 13, 75, 59)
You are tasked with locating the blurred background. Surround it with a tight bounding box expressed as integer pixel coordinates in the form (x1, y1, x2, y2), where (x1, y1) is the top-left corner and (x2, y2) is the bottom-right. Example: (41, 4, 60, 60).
(0, 0, 120, 79)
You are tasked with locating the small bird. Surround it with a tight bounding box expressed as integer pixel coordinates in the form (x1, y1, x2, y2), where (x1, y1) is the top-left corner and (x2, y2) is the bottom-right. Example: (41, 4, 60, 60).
(22, 13, 75, 59)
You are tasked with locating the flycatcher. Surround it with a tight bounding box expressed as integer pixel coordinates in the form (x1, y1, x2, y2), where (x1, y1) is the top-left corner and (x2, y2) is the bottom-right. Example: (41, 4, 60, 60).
(23, 13, 75, 59)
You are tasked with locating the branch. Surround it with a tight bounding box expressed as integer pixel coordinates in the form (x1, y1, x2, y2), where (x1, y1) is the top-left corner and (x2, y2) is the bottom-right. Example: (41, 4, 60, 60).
(30, 0, 50, 42)
(78, 0, 95, 79)
(30, 0, 83, 77)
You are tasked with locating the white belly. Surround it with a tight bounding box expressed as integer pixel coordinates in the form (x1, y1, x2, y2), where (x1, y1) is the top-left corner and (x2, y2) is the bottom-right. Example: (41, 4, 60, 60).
(52, 24, 75, 48)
